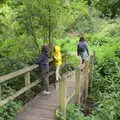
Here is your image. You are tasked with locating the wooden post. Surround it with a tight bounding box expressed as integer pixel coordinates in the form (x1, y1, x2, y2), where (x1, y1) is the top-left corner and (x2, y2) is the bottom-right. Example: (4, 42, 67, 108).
(93, 51, 95, 76)
(75, 68, 80, 104)
(84, 61, 89, 101)
(89, 55, 93, 88)
(24, 72, 31, 96)
(79, 63, 85, 104)
(0, 85, 1, 101)
(24, 72, 30, 86)
(90, 51, 95, 88)
(84, 62, 87, 103)
(59, 76, 67, 119)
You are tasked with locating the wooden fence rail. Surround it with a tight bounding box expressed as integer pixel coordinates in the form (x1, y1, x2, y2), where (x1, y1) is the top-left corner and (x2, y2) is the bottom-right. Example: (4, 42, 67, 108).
(0, 59, 53, 106)
(0, 52, 95, 120)
(59, 53, 95, 119)
(0, 52, 74, 107)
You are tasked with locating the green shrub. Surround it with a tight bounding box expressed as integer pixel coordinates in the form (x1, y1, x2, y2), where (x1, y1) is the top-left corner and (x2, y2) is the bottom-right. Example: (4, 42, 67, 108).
(0, 101, 23, 120)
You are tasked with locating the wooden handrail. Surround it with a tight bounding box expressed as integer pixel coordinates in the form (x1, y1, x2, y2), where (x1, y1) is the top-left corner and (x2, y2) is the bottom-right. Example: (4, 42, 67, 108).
(59, 53, 95, 120)
(0, 80, 40, 106)
(0, 58, 53, 84)
(0, 58, 54, 106)
(0, 65, 38, 84)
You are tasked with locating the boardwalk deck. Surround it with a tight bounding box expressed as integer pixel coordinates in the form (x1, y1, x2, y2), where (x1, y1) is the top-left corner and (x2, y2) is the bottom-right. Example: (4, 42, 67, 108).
(16, 73, 75, 120)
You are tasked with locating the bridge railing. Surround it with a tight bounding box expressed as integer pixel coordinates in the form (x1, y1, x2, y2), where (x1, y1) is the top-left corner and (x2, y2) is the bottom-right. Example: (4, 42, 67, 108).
(59, 52, 95, 119)
(0, 58, 53, 106)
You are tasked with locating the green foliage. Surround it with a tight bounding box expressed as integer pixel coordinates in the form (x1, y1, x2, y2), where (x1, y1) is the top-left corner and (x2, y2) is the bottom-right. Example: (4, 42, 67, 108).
(56, 53, 120, 120)
(56, 19, 120, 120)
(56, 37, 78, 52)
(0, 101, 23, 120)
(0, 1, 88, 119)
(94, 0, 120, 18)
(0, 0, 89, 75)
(1, 0, 120, 120)
(56, 109, 65, 120)
(66, 104, 88, 120)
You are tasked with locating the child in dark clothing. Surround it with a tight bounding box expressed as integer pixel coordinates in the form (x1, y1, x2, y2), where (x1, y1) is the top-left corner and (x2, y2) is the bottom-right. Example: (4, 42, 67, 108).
(77, 37, 89, 64)
(36, 44, 50, 95)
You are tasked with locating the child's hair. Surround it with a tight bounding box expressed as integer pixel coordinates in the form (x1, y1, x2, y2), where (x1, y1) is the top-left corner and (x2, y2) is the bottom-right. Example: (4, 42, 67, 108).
(79, 36, 85, 42)
(41, 44, 49, 52)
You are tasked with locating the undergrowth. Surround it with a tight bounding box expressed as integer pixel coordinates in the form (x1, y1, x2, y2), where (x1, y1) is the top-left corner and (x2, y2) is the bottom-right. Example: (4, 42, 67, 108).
(0, 101, 23, 120)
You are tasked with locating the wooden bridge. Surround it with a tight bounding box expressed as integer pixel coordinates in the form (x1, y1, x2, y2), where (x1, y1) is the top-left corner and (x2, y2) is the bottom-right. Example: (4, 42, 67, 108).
(0, 53, 95, 120)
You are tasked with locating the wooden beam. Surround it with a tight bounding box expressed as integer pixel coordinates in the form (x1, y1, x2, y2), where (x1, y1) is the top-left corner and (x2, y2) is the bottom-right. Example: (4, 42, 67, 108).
(0, 85, 1, 101)
(0, 58, 53, 84)
(75, 68, 80, 104)
(0, 65, 38, 84)
(89, 55, 93, 88)
(67, 90, 75, 104)
(84, 61, 89, 101)
(48, 71, 55, 77)
(25, 72, 30, 86)
(0, 80, 41, 106)
(59, 76, 67, 119)
(24, 72, 31, 97)
(90, 52, 95, 88)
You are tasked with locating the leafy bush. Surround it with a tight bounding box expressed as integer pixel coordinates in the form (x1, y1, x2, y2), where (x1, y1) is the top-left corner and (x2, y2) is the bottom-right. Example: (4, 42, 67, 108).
(0, 101, 23, 120)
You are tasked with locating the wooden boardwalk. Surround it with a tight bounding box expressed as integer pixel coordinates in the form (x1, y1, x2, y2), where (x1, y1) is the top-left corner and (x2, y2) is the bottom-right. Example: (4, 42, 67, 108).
(16, 73, 75, 120)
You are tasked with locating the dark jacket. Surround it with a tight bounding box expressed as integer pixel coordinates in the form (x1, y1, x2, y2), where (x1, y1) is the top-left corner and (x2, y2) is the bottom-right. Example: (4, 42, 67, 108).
(77, 41, 89, 56)
(36, 51, 49, 72)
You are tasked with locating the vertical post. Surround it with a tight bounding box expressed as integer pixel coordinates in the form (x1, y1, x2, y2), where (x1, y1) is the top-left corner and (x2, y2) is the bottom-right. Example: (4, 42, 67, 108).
(75, 68, 80, 104)
(84, 61, 89, 101)
(84, 62, 87, 103)
(90, 51, 95, 88)
(24, 72, 31, 97)
(89, 55, 93, 88)
(0, 85, 1, 101)
(80, 63, 85, 104)
(59, 76, 66, 119)
(24, 72, 30, 86)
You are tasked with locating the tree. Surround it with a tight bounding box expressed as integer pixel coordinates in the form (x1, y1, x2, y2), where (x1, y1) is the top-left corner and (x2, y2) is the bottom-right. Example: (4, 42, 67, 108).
(94, 0, 120, 18)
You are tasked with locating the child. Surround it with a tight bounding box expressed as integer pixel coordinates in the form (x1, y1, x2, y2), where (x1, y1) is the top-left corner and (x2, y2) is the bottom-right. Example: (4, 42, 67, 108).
(36, 44, 50, 95)
(53, 45, 62, 81)
(77, 36, 89, 64)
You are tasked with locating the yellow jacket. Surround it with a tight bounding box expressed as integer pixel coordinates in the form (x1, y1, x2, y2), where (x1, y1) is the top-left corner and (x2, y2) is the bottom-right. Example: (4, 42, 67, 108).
(53, 46, 62, 66)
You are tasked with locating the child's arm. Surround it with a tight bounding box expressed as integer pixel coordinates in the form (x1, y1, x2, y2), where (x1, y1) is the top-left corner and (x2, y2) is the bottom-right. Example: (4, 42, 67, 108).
(85, 43, 89, 55)
(77, 45, 80, 56)
(36, 54, 44, 64)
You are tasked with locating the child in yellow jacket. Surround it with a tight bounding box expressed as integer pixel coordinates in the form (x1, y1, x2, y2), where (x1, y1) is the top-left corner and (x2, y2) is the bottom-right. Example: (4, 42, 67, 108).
(53, 46, 62, 81)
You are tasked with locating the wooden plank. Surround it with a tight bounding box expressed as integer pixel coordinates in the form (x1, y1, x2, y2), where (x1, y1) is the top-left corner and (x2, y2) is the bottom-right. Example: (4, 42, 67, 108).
(0, 80, 41, 106)
(24, 72, 31, 96)
(75, 68, 80, 104)
(0, 58, 53, 84)
(15, 69, 78, 120)
(0, 70, 54, 106)
(80, 62, 86, 104)
(25, 72, 30, 86)
(0, 85, 1, 101)
(0, 65, 38, 84)
(84, 61, 89, 100)
(90, 52, 95, 88)
(48, 58, 53, 63)
(59, 76, 67, 119)
(48, 71, 55, 77)
(62, 71, 75, 80)
(67, 90, 75, 104)
(89, 55, 93, 88)
(115, 62, 120, 74)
